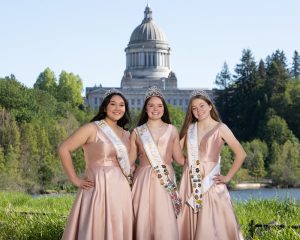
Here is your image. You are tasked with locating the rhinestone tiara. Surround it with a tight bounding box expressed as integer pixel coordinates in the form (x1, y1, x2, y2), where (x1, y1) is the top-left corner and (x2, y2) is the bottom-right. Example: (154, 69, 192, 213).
(144, 86, 164, 101)
(189, 89, 212, 101)
(103, 88, 124, 100)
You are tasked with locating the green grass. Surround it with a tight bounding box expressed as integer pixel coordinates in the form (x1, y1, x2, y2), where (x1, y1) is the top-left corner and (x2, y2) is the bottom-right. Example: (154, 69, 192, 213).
(235, 198, 300, 239)
(0, 192, 74, 240)
(0, 191, 299, 239)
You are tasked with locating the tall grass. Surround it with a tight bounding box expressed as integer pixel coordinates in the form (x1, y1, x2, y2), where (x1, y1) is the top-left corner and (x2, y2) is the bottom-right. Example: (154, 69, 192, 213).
(0, 192, 73, 240)
(0, 191, 299, 239)
(235, 198, 300, 239)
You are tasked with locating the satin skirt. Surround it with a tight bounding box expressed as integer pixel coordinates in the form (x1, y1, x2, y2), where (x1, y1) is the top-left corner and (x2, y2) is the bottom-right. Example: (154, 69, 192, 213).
(178, 165, 243, 240)
(61, 165, 133, 240)
(132, 165, 179, 240)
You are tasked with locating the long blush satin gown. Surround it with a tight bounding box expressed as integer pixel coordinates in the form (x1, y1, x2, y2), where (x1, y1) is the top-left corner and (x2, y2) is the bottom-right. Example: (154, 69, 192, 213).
(177, 123, 243, 240)
(62, 123, 133, 240)
(132, 124, 179, 240)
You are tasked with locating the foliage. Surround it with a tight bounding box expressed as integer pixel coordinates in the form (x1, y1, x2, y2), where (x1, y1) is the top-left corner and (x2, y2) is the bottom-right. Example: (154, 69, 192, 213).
(243, 140, 267, 178)
(270, 140, 300, 187)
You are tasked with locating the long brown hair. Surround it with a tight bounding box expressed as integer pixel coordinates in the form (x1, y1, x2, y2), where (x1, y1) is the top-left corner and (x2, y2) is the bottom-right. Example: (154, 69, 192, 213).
(180, 95, 221, 149)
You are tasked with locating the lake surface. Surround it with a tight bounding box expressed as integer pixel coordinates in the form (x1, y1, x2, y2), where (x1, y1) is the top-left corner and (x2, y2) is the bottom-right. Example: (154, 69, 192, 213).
(229, 188, 300, 201)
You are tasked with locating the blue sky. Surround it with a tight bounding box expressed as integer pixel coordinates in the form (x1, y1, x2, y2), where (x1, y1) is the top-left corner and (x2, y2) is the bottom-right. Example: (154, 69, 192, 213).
(1, 1, 299, 93)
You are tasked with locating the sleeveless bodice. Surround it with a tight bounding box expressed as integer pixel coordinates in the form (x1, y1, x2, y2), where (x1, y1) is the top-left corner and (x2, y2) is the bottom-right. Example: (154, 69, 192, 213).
(82, 122, 130, 169)
(198, 123, 224, 163)
(135, 124, 174, 166)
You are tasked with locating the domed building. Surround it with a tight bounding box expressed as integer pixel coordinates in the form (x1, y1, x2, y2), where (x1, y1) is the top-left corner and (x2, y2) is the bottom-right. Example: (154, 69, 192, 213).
(86, 4, 211, 111)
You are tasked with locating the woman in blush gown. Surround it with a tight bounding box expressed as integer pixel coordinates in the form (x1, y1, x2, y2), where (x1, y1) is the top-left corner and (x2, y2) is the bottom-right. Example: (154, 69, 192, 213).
(130, 86, 185, 240)
(177, 89, 246, 240)
(59, 89, 133, 240)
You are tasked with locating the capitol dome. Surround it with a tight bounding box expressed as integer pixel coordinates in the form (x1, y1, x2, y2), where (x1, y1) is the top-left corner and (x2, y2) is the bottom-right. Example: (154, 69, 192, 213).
(129, 4, 168, 43)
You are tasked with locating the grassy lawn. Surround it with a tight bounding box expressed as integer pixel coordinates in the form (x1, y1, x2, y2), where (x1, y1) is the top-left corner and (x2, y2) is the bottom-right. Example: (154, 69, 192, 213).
(0, 191, 299, 239)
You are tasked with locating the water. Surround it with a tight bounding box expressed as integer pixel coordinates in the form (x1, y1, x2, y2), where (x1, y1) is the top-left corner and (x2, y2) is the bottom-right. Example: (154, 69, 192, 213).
(229, 188, 300, 202)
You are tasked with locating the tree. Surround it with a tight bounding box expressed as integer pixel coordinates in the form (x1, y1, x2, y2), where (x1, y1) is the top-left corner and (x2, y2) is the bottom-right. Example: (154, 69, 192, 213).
(230, 49, 258, 140)
(270, 140, 300, 186)
(243, 140, 267, 179)
(265, 50, 290, 98)
(291, 50, 300, 80)
(0, 108, 21, 154)
(57, 71, 83, 107)
(214, 62, 232, 123)
(262, 114, 297, 146)
(167, 104, 185, 131)
(34, 67, 57, 96)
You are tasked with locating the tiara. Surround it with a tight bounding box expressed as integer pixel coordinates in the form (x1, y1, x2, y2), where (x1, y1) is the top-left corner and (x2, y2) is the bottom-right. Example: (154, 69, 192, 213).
(144, 86, 164, 101)
(103, 88, 124, 99)
(189, 89, 212, 101)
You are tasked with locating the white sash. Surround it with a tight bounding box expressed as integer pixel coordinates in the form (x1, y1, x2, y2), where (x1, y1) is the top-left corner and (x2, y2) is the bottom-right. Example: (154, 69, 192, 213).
(96, 120, 132, 185)
(187, 122, 203, 212)
(187, 122, 221, 212)
(186, 159, 220, 209)
(136, 124, 182, 216)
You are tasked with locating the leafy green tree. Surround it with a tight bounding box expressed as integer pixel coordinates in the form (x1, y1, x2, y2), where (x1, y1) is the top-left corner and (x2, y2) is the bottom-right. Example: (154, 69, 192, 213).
(34, 67, 57, 96)
(270, 140, 300, 186)
(220, 145, 233, 175)
(57, 71, 83, 107)
(4, 145, 22, 190)
(262, 114, 297, 146)
(168, 104, 185, 131)
(19, 122, 39, 182)
(243, 139, 267, 179)
(0, 147, 4, 172)
(0, 108, 21, 154)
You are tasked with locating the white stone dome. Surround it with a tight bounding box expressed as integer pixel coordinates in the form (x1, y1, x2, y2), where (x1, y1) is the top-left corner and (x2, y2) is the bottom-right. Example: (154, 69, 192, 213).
(129, 5, 168, 43)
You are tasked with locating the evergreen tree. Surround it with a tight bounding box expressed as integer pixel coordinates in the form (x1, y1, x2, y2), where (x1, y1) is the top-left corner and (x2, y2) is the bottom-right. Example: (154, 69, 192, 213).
(230, 49, 258, 140)
(214, 62, 232, 123)
(265, 50, 290, 98)
(290, 50, 300, 80)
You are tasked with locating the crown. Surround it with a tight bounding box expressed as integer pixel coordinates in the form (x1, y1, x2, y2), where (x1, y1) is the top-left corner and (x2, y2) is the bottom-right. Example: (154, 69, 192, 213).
(189, 89, 212, 101)
(103, 88, 124, 99)
(144, 86, 164, 101)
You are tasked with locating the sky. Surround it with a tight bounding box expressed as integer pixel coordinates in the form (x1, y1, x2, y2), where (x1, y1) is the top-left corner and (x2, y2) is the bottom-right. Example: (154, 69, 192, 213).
(1, 0, 299, 93)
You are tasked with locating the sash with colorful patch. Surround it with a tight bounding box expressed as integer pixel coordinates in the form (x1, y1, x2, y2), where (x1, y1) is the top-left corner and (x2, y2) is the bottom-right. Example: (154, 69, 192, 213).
(187, 122, 221, 212)
(96, 120, 133, 186)
(186, 122, 203, 212)
(136, 124, 182, 216)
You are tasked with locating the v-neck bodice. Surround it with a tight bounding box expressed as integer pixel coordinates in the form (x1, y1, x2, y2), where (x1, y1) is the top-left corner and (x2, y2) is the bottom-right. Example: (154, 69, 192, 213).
(135, 124, 174, 166)
(198, 122, 224, 163)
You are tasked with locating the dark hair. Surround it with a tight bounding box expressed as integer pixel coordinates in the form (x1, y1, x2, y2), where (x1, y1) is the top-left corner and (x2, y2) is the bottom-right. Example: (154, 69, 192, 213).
(180, 95, 221, 140)
(91, 93, 131, 129)
(137, 96, 171, 126)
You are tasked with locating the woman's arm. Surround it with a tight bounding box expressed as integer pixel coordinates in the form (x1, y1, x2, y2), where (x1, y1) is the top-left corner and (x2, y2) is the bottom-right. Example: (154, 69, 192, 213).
(214, 124, 247, 184)
(58, 123, 96, 189)
(172, 126, 185, 166)
(129, 130, 138, 174)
